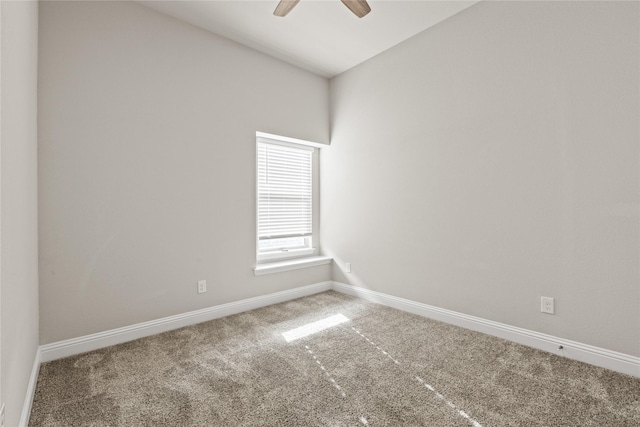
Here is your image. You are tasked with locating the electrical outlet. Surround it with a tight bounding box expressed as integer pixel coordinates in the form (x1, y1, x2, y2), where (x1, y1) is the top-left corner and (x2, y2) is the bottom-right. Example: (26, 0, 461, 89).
(346, 263, 351, 273)
(541, 297, 555, 314)
(197, 280, 207, 294)
(1, 402, 6, 427)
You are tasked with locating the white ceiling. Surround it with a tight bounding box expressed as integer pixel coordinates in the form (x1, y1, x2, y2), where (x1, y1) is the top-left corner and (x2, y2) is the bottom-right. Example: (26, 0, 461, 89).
(140, 0, 479, 78)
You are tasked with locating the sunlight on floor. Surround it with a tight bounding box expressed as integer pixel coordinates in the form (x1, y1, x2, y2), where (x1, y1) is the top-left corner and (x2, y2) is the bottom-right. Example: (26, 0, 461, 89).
(284, 316, 483, 426)
(351, 326, 400, 364)
(305, 344, 346, 398)
(416, 376, 483, 427)
(350, 325, 482, 427)
(282, 313, 350, 342)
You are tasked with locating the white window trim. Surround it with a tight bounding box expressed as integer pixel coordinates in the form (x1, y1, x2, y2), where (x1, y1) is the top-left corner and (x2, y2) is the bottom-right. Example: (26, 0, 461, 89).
(253, 255, 332, 276)
(258, 246, 315, 262)
(255, 132, 326, 267)
(256, 131, 328, 149)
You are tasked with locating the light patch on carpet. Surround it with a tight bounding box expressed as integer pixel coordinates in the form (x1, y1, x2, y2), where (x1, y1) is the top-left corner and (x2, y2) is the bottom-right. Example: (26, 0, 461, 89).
(359, 415, 370, 425)
(305, 345, 346, 398)
(416, 376, 483, 427)
(352, 324, 482, 426)
(352, 326, 400, 365)
(282, 313, 349, 342)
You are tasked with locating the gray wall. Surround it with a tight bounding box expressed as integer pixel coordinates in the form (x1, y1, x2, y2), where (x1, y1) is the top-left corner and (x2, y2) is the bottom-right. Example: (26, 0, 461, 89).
(38, 1, 330, 344)
(322, 1, 639, 356)
(1, 1, 39, 425)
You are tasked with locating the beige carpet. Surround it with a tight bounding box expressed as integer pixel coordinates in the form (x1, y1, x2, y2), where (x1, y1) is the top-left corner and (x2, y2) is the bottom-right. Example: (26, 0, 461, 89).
(30, 291, 640, 426)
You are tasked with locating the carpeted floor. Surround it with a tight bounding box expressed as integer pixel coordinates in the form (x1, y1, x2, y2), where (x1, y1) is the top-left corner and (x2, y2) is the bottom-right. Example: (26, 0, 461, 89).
(30, 291, 640, 426)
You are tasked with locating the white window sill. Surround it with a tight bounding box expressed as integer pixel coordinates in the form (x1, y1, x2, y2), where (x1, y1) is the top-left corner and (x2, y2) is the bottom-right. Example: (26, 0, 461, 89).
(253, 255, 332, 276)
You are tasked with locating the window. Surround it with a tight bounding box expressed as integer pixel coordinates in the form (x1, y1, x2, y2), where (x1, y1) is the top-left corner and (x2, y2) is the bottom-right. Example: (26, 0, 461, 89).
(257, 135, 315, 261)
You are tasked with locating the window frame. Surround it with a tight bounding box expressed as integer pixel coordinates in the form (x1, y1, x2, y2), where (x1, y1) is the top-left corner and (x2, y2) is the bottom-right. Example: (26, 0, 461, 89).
(255, 132, 321, 263)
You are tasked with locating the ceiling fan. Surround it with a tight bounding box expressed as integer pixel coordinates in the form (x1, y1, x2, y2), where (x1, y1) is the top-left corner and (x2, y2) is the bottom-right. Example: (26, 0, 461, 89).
(274, 0, 372, 18)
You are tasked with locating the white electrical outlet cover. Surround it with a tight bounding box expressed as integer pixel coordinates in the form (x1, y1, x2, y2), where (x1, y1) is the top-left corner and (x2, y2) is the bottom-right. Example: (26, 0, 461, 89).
(197, 280, 207, 294)
(541, 297, 555, 314)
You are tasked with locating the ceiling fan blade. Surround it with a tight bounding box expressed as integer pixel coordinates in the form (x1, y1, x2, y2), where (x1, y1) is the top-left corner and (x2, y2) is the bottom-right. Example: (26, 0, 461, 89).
(341, 0, 371, 18)
(274, 0, 300, 17)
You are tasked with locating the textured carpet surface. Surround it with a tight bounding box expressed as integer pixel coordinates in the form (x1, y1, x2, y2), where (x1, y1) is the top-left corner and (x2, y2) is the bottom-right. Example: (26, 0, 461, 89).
(30, 291, 640, 426)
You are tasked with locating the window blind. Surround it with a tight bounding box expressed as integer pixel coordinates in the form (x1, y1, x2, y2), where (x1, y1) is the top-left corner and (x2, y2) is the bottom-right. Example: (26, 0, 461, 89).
(257, 139, 313, 241)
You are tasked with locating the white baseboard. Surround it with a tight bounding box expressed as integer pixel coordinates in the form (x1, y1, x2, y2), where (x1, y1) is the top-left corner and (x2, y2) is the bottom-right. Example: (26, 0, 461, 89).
(40, 281, 332, 363)
(19, 347, 41, 427)
(33, 279, 639, 385)
(23, 278, 640, 425)
(331, 282, 640, 378)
